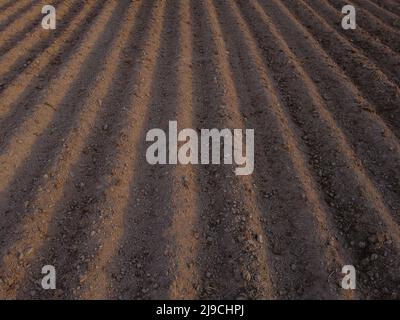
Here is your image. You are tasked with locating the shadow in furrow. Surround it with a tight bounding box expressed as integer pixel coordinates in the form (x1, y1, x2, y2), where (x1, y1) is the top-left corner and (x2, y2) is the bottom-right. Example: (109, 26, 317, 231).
(0, 0, 131, 298)
(0, 0, 106, 142)
(15, 0, 160, 299)
(0, 0, 82, 82)
(108, 0, 184, 300)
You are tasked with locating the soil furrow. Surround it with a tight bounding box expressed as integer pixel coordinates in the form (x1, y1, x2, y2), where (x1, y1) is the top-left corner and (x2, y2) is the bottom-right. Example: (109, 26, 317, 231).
(98, 0, 187, 300)
(0, 0, 115, 197)
(0, 0, 63, 55)
(13, 0, 161, 300)
(0, 0, 34, 30)
(351, 0, 400, 30)
(277, 0, 400, 143)
(373, 0, 400, 17)
(219, 0, 349, 299)
(306, 0, 400, 87)
(10, 0, 153, 300)
(76, 1, 171, 299)
(240, 0, 400, 298)
(189, 0, 278, 299)
(0, 0, 399, 300)
(166, 0, 200, 300)
(0, 0, 81, 81)
(0, 0, 104, 122)
(328, 0, 400, 53)
(0, 0, 17, 13)
(0, 0, 126, 298)
(249, 0, 400, 228)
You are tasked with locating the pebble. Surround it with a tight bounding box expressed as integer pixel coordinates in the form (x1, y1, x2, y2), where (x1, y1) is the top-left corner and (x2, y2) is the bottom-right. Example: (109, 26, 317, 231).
(242, 270, 251, 282)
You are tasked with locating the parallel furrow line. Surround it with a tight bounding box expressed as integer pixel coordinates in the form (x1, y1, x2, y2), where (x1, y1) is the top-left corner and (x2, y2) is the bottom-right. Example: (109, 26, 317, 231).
(0, 0, 124, 299)
(279, 0, 400, 144)
(0, 0, 104, 121)
(0, 0, 33, 28)
(77, 1, 168, 299)
(223, 0, 350, 299)
(309, 0, 400, 87)
(167, 0, 200, 300)
(0, 0, 80, 78)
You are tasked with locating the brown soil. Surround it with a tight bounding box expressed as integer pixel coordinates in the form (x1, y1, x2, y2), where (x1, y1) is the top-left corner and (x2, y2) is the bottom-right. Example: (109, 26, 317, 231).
(0, 0, 399, 300)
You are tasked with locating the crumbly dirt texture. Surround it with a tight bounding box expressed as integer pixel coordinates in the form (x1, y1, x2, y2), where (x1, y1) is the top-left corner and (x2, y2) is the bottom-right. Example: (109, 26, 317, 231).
(0, 0, 400, 300)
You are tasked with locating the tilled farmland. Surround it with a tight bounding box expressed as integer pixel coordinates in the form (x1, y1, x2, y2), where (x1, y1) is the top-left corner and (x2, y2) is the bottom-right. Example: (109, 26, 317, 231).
(0, 0, 399, 300)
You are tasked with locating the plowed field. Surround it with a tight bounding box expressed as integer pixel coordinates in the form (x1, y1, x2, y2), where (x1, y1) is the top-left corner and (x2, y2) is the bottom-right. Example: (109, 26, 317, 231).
(0, 0, 400, 299)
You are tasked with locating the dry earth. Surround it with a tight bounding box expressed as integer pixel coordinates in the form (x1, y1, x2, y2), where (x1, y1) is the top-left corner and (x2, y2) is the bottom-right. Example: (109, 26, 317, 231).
(0, 0, 400, 299)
